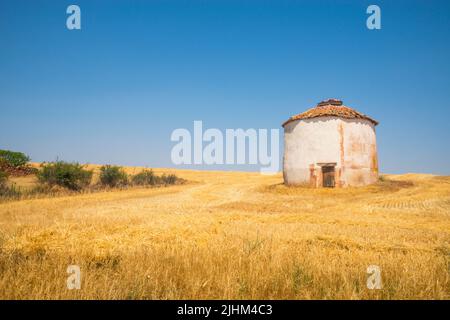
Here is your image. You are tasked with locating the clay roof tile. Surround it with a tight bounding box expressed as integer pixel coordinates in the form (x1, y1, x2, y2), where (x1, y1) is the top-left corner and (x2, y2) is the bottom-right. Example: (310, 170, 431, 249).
(282, 99, 378, 127)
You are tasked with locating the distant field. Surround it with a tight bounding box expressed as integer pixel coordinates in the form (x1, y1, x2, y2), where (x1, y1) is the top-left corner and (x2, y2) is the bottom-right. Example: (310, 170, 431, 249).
(0, 167, 449, 299)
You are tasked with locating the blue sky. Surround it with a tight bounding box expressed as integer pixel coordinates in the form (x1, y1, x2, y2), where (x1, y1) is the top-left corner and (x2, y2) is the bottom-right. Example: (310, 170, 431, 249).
(1, 0, 449, 174)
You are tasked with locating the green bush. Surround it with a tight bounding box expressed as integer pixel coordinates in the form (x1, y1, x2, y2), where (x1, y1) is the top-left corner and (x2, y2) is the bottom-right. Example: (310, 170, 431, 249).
(0, 150, 30, 168)
(37, 161, 93, 191)
(161, 173, 178, 185)
(99, 165, 128, 187)
(131, 170, 181, 187)
(132, 169, 156, 186)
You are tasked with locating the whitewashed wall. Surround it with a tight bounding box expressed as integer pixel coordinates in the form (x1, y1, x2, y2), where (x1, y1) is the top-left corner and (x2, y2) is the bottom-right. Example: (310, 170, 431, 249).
(283, 116, 378, 187)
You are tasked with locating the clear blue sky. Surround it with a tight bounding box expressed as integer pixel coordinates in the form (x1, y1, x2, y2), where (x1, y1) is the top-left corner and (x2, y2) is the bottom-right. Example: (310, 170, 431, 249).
(1, 0, 449, 174)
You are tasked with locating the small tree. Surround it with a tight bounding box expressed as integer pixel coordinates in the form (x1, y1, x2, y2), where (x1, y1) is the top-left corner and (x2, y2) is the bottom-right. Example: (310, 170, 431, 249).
(37, 161, 93, 191)
(0, 150, 30, 168)
(99, 165, 128, 187)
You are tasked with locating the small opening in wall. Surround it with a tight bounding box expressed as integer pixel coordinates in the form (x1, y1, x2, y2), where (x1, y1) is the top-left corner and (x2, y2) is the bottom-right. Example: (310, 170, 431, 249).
(321, 165, 335, 188)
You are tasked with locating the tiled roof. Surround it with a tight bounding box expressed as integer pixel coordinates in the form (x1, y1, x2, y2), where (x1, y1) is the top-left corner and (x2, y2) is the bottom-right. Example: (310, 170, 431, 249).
(282, 99, 378, 127)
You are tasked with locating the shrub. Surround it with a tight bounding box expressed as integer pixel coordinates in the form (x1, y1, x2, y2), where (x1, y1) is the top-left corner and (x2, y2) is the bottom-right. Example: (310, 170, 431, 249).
(131, 170, 181, 187)
(0, 150, 30, 168)
(99, 165, 128, 187)
(131, 170, 156, 186)
(37, 161, 93, 191)
(161, 174, 178, 185)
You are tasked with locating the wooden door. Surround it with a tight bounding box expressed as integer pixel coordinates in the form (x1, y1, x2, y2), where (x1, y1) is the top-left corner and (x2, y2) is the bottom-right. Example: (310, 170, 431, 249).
(322, 166, 335, 188)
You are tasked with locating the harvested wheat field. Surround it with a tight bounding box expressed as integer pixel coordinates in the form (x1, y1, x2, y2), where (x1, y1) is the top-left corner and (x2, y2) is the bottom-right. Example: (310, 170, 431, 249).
(0, 167, 449, 299)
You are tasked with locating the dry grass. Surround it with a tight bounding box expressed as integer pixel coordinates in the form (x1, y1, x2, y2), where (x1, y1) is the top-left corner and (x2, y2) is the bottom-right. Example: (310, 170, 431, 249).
(0, 167, 449, 299)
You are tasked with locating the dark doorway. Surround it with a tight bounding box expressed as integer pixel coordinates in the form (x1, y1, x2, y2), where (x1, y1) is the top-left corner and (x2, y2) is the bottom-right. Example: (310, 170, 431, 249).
(322, 166, 335, 188)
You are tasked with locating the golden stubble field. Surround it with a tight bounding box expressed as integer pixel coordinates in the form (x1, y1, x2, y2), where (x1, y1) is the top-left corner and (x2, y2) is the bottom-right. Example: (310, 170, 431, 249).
(0, 166, 449, 299)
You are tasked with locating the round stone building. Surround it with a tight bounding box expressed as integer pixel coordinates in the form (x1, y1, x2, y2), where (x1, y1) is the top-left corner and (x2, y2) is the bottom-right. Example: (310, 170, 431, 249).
(282, 99, 379, 187)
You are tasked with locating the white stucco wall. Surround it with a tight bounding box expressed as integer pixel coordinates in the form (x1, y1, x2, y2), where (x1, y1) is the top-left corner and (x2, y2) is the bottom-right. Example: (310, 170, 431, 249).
(283, 116, 378, 187)
(341, 118, 378, 186)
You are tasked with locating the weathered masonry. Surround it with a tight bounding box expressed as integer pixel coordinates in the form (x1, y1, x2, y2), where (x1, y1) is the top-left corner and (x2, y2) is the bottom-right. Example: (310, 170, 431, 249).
(282, 99, 379, 187)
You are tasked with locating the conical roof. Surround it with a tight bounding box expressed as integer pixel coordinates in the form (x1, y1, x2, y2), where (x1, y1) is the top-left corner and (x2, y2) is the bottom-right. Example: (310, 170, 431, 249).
(282, 99, 378, 127)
